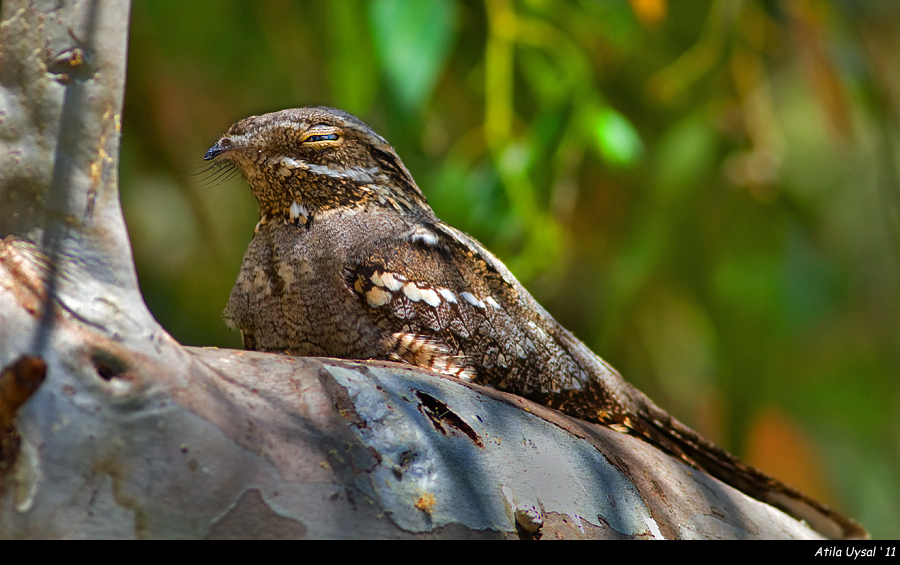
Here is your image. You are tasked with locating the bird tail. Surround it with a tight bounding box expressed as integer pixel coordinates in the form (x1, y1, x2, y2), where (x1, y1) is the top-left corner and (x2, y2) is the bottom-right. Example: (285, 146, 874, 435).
(637, 402, 868, 540)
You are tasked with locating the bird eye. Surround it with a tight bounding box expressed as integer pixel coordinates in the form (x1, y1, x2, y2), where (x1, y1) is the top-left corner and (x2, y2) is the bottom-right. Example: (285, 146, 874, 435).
(305, 133, 339, 143)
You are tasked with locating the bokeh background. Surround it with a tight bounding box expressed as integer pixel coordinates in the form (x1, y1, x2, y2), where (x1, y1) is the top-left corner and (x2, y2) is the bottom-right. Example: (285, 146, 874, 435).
(118, 0, 899, 538)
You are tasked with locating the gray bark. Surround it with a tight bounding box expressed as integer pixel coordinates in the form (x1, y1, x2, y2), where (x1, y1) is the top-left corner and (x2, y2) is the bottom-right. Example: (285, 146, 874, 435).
(0, 0, 836, 539)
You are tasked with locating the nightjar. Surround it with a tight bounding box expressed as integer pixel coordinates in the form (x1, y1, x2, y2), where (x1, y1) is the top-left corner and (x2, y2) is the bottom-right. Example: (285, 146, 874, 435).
(205, 106, 863, 539)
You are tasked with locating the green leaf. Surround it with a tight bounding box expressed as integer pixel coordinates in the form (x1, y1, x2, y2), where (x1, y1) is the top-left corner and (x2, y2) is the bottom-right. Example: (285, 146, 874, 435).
(368, 0, 456, 112)
(591, 107, 644, 167)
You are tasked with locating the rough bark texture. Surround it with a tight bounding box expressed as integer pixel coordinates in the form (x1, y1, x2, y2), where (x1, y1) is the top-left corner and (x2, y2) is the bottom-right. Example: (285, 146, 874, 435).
(0, 0, 847, 539)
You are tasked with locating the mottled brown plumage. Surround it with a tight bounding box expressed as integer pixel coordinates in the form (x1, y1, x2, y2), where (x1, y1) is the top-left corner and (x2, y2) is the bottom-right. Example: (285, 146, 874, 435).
(206, 106, 865, 539)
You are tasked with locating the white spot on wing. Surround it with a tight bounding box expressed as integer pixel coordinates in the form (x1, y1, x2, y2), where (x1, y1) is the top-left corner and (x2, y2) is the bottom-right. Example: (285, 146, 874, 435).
(380, 272, 404, 291)
(485, 296, 502, 309)
(460, 291, 485, 309)
(418, 287, 441, 307)
(437, 288, 456, 303)
(366, 287, 392, 307)
(402, 283, 423, 302)
(410, 226, 439, 247)
(289, 201, 306, 222)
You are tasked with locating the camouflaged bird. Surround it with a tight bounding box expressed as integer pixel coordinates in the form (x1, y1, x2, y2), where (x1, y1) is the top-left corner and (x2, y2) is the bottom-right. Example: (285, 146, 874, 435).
(205, 106, 865, 539)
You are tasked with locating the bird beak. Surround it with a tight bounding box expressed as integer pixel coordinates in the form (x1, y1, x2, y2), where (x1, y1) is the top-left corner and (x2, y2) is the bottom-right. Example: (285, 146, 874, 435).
(204, 140, 227, 161)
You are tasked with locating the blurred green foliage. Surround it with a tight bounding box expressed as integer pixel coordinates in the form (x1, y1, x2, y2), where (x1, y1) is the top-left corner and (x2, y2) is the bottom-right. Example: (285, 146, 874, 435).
(119, 0, 900, 537)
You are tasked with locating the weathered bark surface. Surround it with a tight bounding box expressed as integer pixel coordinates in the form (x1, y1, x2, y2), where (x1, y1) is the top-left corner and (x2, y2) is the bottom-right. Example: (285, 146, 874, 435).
(0, 0, 839, 539)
